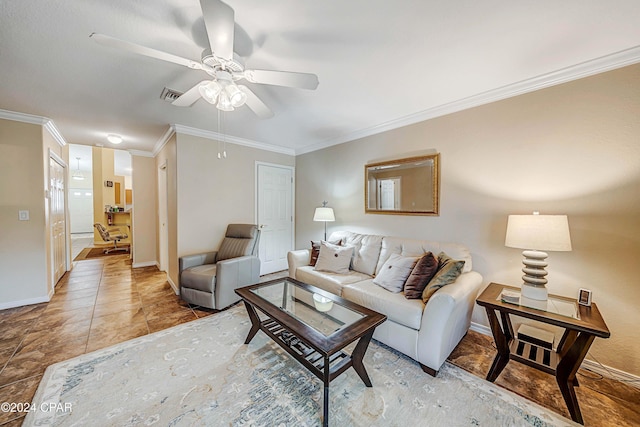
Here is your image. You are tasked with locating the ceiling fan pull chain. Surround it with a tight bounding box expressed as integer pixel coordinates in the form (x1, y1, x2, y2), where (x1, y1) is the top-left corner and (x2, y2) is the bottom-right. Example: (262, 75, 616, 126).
(217, 109, 222, 159)
(222, 111, 227, 158)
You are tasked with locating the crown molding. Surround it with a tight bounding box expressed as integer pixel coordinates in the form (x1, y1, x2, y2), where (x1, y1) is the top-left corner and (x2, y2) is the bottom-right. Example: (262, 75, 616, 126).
(296, 44, 640, 155)
(128, 149, 154, 158)
(0, 108, 48, 125)
(43, 120, 67, 147)
(0, 109, 67, 147)
(172, 124, 296, 156)
(152, 126, 176, 157)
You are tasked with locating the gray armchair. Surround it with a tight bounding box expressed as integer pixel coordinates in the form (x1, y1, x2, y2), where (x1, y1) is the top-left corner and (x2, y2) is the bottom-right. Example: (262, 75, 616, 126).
(179, 224, 261, 310)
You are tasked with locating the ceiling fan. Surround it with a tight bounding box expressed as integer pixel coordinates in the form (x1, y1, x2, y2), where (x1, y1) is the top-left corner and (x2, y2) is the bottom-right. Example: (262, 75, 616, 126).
(90, 0, 319, 119)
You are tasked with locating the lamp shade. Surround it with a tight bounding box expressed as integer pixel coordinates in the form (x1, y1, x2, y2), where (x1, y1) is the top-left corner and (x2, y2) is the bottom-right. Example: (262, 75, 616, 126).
(505, 214, 572, 252)
(313, 207, 335, 222)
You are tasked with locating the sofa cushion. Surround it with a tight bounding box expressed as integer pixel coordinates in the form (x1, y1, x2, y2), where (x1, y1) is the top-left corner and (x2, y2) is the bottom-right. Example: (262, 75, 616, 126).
(315, 241, 353, 274)
(343, 280, 425, 330)
(180, 264, 217, 293)
(373, 253, 419, 293)
(422, 252, 465, 303)
(309, 238, 343, 266)
(404, 251, 439, 299)
(377, 237, 473, 275)
(296, 266, 371, 296)
(329, 231, 383, 276)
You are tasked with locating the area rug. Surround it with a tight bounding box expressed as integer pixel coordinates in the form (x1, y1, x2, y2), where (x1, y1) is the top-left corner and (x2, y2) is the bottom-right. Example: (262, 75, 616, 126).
(25, 306, 577, 427)
(73, 246, 130, 261)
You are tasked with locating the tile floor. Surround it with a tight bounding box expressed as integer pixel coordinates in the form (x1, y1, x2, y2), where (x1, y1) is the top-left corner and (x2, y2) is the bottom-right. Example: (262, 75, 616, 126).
(0, 255, 638, 426)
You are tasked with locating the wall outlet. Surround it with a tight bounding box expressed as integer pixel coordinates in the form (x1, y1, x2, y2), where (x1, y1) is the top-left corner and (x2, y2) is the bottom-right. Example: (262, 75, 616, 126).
(19, 210, 30, 221)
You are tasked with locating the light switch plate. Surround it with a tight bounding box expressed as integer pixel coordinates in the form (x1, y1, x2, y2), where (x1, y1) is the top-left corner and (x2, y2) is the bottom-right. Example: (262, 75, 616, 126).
(19, 210, 29, 221)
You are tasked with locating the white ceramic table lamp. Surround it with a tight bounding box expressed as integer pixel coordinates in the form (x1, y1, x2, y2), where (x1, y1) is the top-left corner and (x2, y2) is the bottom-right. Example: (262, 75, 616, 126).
(505, 212, 572, 301)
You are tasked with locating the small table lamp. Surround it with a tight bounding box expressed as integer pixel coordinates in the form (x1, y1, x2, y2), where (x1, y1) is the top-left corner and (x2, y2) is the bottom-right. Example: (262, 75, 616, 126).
(505, 212, 572, 301)
(313, 201, 335, 240)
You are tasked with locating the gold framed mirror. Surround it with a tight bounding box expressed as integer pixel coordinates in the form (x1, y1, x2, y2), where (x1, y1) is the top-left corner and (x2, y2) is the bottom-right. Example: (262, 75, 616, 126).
(365, 153, 440, 216)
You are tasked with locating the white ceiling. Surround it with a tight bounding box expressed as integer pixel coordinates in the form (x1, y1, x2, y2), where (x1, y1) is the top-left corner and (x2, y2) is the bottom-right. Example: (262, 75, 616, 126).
(2, 1, 640, 155)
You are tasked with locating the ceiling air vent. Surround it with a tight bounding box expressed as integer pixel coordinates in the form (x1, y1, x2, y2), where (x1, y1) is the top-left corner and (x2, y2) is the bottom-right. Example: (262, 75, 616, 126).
(160, 87, 183, 102)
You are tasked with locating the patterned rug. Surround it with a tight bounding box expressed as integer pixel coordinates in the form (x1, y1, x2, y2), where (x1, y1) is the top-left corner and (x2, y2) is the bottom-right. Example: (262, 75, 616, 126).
(25, 306, 577, 426)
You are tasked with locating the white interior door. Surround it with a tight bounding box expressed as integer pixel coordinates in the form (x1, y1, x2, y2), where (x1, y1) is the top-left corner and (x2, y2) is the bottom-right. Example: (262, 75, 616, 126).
(378, 178, 401, 210)
(158, 162, 168, 272)
(256, 163, 294, 275)
(50, 155, 67, 285)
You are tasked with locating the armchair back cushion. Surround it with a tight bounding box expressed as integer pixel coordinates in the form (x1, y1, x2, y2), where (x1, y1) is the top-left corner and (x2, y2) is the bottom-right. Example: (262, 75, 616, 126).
(217, 224, 260, 261)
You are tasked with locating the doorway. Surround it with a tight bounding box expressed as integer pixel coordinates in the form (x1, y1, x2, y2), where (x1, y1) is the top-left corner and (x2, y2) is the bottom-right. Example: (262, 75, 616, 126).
(256, 162, 294, 275)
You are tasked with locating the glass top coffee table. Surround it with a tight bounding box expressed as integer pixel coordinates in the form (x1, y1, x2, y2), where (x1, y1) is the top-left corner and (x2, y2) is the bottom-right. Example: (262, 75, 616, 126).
(236, 278, 386, 427)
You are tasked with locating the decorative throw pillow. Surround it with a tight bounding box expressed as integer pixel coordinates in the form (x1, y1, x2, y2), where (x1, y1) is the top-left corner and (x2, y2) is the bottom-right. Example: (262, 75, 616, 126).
(403, 251, 439, 299)
(314, 241, 354, 274)
(422, 252, 465, 303)
(373, 253, 419, 293)
(309, 239, 342, 266)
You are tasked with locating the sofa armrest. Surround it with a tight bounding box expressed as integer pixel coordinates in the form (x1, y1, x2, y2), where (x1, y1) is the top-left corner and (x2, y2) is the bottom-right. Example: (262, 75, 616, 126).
(287, 249, 311, 279)
(416, 271, 483, 372)
(216, 255, 261, 308)
(179, 251, 218, 274)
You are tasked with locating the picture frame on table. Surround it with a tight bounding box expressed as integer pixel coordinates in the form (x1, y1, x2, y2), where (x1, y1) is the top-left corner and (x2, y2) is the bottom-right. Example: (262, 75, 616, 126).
(578, 288, 592, 306)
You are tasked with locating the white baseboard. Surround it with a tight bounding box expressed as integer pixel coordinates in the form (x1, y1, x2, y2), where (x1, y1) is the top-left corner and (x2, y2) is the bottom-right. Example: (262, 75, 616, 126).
(581, 358, 640, 389)
(468, 321, 640, 389)
(132, 261, 157, 268)
(0, 295, 50, 310)
(168, 276, 179, 295)
(469, 321, 492, 336)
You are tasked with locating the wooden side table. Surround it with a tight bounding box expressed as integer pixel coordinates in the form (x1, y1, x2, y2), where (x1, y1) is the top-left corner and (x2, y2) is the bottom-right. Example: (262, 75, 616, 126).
(476, 283, 610, 425)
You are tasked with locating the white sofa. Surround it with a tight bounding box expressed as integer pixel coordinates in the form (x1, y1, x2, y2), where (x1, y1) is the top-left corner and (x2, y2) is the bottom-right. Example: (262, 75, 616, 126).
(287, 231, 483, 376)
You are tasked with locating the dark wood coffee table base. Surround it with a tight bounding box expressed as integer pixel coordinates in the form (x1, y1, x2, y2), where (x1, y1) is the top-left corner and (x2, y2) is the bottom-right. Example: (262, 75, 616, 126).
(236, 278, 385, 427)
(242, 301, 375, 426)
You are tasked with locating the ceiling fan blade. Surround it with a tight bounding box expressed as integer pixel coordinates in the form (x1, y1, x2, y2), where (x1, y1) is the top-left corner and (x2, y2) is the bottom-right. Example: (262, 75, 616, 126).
(200, 0, 235, 61)
(239, 85, 274, 119)
(172, 81, 209, 107)
(90, 33, 202, 70)
(243, 69, 319, 90)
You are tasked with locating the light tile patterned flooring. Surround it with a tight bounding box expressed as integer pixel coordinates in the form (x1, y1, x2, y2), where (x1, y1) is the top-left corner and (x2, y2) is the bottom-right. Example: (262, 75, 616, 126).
(0, 254, 638, 426)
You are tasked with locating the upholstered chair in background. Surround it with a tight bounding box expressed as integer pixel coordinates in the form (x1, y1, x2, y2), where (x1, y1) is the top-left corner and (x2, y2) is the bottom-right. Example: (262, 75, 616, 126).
(94, 223, 129, 254)
(179, 224, 261, 310)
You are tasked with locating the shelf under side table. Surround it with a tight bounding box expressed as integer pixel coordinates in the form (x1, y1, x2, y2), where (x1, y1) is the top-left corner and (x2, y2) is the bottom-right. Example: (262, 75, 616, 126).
(509, 339, 559, 375)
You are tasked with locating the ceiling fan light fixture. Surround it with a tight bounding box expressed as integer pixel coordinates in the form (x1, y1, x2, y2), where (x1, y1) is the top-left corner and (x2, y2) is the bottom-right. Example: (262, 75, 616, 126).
(198, 80, 221, 104)
(225, 84, 247, 108)
(217, 90, 234, 111)
(107, 134, 123, 144)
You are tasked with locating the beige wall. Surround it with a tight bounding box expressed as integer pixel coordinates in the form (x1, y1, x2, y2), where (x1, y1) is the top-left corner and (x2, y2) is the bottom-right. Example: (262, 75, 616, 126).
(131, 155, 157, 267)
(295, 64, 640, 376)
(0, 118, 69, 308)
(175, 133, 295, 259)
(91, 147, 117, 243)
